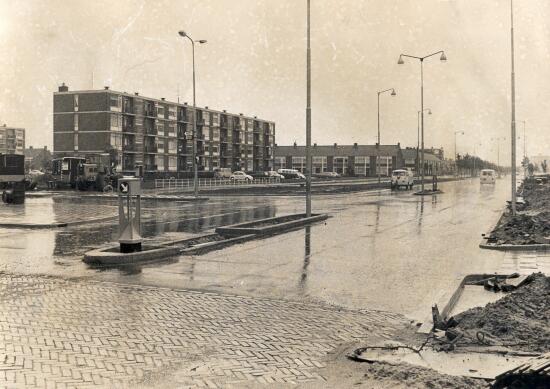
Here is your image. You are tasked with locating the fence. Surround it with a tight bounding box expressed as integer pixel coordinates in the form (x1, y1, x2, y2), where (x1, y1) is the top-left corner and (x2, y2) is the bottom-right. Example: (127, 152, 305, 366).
(154, 177, 281, 190)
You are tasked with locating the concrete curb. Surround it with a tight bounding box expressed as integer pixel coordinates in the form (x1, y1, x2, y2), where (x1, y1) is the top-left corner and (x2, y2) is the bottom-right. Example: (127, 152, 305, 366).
(179, 234, 257, 255)
(215, 213, 329, 237)
(83, 245, 180, 265)
(0, 215, 117, 229)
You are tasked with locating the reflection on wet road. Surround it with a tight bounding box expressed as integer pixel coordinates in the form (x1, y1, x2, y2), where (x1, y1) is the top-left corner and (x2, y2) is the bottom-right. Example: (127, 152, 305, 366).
(0, 179, 523, 320)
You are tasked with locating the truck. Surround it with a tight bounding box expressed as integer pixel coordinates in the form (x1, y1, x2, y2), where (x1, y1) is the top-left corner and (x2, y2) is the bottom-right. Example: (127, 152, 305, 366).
(0, 154, 26, 203)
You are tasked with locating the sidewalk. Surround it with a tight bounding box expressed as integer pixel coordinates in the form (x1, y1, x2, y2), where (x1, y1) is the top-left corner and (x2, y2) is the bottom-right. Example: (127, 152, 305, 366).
(0, 273, 407, 388)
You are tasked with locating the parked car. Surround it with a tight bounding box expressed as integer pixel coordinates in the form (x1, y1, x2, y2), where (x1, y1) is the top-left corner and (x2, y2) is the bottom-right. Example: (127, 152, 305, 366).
(214, 168, 232, 179)
(277, 169, 306, 179)
(480, 169, 496, 184)
(314, 171, 341, 178)
(247, 171, 269, 179)
(230, 171, 253, 182)
(391, 169, 414, 190)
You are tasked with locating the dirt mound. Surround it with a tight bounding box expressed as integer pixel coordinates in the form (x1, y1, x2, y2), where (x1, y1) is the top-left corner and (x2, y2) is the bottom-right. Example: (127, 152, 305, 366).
(454, 273, 550, 352)
(489, 213, 550, 244)
(359, 361, 487, 389)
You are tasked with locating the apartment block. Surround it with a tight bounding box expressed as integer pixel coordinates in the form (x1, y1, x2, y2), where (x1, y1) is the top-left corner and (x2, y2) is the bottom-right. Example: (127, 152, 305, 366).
(53, 84, 275, 175)
(0, 125, 25, 155)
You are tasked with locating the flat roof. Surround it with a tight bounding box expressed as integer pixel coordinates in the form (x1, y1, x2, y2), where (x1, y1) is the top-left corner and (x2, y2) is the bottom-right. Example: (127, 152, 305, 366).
(274, 144, 402, 157)
(54, 88, 274, 123)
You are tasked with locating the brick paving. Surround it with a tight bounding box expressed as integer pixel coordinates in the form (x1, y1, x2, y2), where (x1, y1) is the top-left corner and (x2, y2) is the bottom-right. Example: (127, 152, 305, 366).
(0, 274, 406, 388)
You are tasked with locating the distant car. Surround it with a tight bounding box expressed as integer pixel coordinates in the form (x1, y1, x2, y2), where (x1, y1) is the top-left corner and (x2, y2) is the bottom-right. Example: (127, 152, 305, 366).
(277, 168, 306, 179)
(391, 169, 414, 190)
(480, 169, 496, 184)
(314, 171, 341, 178)
(266, 171, 285, 179)
(230, 171, 253, 182)
(214, 168, 232, 179)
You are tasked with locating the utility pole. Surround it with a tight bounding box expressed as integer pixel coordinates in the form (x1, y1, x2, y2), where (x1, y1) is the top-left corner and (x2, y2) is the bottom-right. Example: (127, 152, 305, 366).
(510, 0, 517, 215)
(305, 0, 312, 217)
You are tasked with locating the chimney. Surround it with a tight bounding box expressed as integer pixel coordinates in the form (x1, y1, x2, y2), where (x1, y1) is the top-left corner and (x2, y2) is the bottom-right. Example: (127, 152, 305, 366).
(313, 143, 317, 147)
(333, 143, 337, 148)
(134, 92, 139, 96)
(239, 113, 243, 116)
(58, 83, 68, 92)
(205, 106, 208, 109)
(29, 146, 33, 150)
(223, 110, 226, 113)
(161, 97, 165, 101)
(44, 146, 47, 150)
(184, 102, 188, 105)
(397, 142, 400, 148)
(104, 86, 109, 90)
(293, 141, 297, 148)
(353, 142, 358, 149)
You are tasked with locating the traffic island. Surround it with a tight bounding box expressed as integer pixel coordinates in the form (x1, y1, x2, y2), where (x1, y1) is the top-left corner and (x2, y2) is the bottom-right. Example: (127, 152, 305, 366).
(215, 213, 329, 237)
(413, 189, 443, 196)
(83, 244, 180, 265)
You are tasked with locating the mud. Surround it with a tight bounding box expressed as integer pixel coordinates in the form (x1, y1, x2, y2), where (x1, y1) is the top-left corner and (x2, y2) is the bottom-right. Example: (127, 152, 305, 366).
(488, 179, 550, 244)
(355, 361, 487, 389)
(454, 273, 550, 352)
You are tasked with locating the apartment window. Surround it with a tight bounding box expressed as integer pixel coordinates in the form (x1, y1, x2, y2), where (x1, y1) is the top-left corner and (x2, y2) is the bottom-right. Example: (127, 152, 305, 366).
(73, 95, 79, 111)
(110, 133, 122, 150)
(292, 156, 306, 172)
(155, 155, 165, 170)
(212, 128, 220, 141)
(110, 114, 121, 131)
(157, 106, 165, 117)
(168, 106, 177, 119)
(204, 145, 210, 154)
(74, 114, 78, 131)
(156, 120, 164, 134)
(212, 146, 219, 156)
(74, 133, 79, 151)
(156, 138, 165, 152)
(167, 123, 176, 137)
(246, 132, 253, 144)
(211, 113, 219, 126)
(203, 127, 210, 141)
(167, 140, 176, 154)
(110, 95, 121, 111)
(168, 156, 177, 172)
(247, 161, 253, 171)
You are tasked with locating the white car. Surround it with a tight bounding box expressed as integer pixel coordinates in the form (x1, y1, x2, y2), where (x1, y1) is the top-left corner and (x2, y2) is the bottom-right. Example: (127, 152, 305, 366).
(267, 171, 284, 179)
(277, 169, 306, 179)
(230, 171, 253, 182)
(391, 169, 414, 190)
(480, 169, 496, 184)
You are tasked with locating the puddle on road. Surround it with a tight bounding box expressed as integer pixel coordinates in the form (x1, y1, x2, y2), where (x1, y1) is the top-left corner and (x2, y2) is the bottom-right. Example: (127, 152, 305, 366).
(355, 345, 534, 379)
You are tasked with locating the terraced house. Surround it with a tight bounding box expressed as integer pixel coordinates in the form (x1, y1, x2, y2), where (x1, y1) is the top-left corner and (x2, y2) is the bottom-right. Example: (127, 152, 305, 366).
(53, 84, 275, 175)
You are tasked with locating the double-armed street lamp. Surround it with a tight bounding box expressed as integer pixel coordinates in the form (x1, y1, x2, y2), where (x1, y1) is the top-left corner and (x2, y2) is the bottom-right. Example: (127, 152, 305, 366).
(398, 50, 447, 193)
(178, 30, 207, 198)
(377, 88, 396, 184)
(454, 130, 465, 176)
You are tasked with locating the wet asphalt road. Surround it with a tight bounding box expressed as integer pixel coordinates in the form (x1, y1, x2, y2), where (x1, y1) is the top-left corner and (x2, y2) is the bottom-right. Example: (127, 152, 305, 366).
(0, 178, 513, 320)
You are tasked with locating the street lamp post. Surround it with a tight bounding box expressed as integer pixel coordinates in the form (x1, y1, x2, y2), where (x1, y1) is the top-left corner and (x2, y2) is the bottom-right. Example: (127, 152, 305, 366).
(377, 88, 396, 184)
(398, 50, 447, 193)
(417, 108, 431, 175)
(178, 31, 207, 198)
(510, 0, 517, 215)
(305, 0, 312, 218)
(454, 130, 464, 177)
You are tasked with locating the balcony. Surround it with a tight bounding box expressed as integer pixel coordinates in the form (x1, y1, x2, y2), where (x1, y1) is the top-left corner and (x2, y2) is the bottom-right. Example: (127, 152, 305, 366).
(144, 109, 156, 117)
(144, 145, 158, 153)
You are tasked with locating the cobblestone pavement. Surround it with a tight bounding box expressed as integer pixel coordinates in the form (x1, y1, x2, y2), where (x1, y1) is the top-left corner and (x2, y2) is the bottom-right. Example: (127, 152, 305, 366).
(0, 273, 406, 388)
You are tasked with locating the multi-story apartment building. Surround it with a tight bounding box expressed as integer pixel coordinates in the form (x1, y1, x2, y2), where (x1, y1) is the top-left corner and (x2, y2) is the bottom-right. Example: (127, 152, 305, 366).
(53, 84, 275, 175)
(0, 125, 25, 155)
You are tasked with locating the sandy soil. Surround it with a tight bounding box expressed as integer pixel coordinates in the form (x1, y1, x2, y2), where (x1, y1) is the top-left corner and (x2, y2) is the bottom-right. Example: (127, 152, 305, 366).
(453, 273, 550, 353)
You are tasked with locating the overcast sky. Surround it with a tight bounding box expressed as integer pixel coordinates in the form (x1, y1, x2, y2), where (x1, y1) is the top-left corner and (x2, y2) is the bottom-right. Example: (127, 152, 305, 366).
(1, 0, 550, 164)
